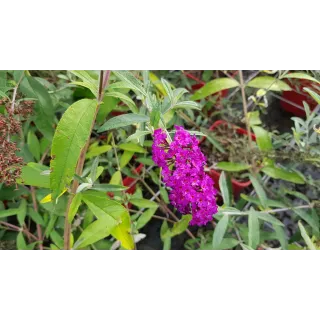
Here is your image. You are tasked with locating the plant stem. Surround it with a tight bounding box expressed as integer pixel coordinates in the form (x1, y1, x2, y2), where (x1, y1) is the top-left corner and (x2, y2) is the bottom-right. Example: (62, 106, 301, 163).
(239, 70, 254, 169)
(138, 178, 198, 241)
(31, 186, 43, 250)
(63, 70, 111, 250)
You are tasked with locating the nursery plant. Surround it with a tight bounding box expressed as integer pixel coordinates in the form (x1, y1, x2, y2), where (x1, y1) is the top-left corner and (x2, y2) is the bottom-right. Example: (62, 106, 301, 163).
(0, 70, 319, 250)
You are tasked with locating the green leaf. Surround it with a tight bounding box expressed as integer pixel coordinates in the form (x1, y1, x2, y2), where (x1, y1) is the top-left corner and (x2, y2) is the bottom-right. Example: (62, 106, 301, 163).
(292, 207, 318, 231)
(68, 193, 82, 223)
(50, 230, 64, 249)
(86, 144, 112, 159)
(50, 99, 98, 201)
(74, 218, 112, 249)
(110, 171, 122, 185)
(96, 95, 118, 124)
(204, 238, 239, 250)
(171, 214, 192, 237)
(247, 76, 292, 91)
(149, 72, 167, 96)
(212, 214, 229, 249)
(303, 87, 320, 105)
(120, 150, 134, 168)
(274, 225, 287, 249)
(248, 210, 260, 249)
(17, 233, 27, 250)
(130, 198, 158, 209)
(249, 174, 267, 208)
(90, 184, 128, 192)
(217, 162, 251, 172)
(251, 126, 272, 151)
(118, 143, 146, 153)
(126, 130, 150, 142)
(298, 221, 316, 250)
(219, 172, 230, 206)
(160, 187, 169, 204)
(17, 162, 50, 188)
(70, 71, 99, 97)
(27, 131, 41, 162)
(161, 78, 173, 100)
(160, 220, 171, 240)
(136, 207, 157, 230)
(90, 156, 100, 183)
(20, 77, 55, 140)
(0, 199, 27, 219)
(261, 167, 305, 184)
(172, 101, 201, 111)
(104, 91, 138, 113)
(110, 211, 134, 250)
(28, 208, 45, 226)
(248, 111, 262, 126)
(82, 190, 133, 249)
(282, 72, 320, 84)
(191, 78, 239, 100)
(135, 157, 155, 166)
(98, 114, 150, 132)
(40, 137, 50, 155)
(150, 108, 161, 128)
(284, 189, 310, 204)
(253, 211, 284, 226)
(112, 71, 147, 97)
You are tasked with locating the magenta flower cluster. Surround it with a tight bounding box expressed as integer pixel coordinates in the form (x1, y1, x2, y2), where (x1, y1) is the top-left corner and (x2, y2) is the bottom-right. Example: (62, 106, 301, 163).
(152, 125, 218, 226)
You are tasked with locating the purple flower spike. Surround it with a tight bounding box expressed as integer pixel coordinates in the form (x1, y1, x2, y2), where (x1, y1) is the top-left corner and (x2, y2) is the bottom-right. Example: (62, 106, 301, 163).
(152, 126, 218, 226)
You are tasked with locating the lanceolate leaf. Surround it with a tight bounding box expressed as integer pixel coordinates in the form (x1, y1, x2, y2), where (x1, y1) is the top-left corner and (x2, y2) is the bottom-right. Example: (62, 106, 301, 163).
(17, 162, 50, 188)
(247, 76, 291, 92)
(104, 92, 138, 113)
(261, 167, 305, 184)
(0, 199, 27, 219)
(50, 99, 98, 201)
(82, 190, 134, 249)
(248, 210, 260, 249)
(112, 71, 147, 97)
(298, 221, 316, 250)
(136, 207, 157, 230)
(98, 114, 150, 132)
(212, 214, 229, 249)
(219, 172, 230, 206)
(191, 78, 239, 100)
(249, 174, 267, 208)
(217, 162, 251, 172)
(251, 126, 272, 152)
(171, 214, 192, 237)
(118, 143, 146, 153)
(70, 71, 99, 97)
(282, 72, 320, 84)
(27, 131, 41, 162)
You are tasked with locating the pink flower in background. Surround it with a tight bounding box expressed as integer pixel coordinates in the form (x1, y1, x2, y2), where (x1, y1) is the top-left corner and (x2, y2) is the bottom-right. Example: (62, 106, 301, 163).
(152, 126, 218, 226)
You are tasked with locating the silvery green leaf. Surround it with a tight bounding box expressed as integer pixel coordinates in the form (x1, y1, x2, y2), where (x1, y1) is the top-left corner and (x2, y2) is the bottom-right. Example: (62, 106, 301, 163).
(76, 183, 92, 194)
(161, 78, 174, 101)
(172, 101, 202, 111)
(126, 130, 150, 142)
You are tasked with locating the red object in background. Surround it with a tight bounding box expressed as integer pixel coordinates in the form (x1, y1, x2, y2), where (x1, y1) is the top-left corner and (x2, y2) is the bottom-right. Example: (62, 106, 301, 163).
(280, 79, 319, 117)
(200, 120, 256, 197)
(122, 163, 144, 194)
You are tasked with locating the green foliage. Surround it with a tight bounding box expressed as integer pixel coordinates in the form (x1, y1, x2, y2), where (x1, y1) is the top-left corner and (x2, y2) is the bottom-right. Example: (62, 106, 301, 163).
(191, 78, 239, 100)
(2, 70, 319, 251)
(50, 99, 98, 201)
